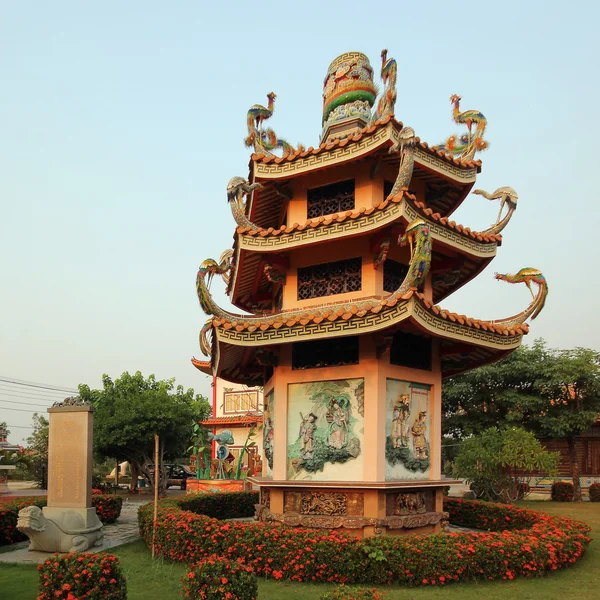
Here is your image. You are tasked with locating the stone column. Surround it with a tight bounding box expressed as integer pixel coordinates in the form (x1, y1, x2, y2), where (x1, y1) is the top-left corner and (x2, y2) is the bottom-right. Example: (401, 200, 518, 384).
(18, 397, 103, 552)
(45, 400, 99, 528)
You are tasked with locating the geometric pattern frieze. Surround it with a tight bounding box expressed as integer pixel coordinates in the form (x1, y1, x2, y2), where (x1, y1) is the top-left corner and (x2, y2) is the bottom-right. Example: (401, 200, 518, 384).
(239, 197, 496, 258)
(252, 122, 478, 184)
(214, 297, 523, 350)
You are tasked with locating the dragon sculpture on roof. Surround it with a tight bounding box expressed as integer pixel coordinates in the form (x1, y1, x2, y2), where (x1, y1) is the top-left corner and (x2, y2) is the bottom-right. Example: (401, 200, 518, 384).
(474, 186, 518, 236)
(227, 176, 263, 232)
(492, 268, 548, 327)
(196, 217, 432, 357)
(388, 126, 416, 197)
(244, 92, 303, 157)
(372, 48, 397, 122)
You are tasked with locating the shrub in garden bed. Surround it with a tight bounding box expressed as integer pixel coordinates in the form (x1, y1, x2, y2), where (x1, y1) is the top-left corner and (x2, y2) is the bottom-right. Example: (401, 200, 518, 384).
(138, 492, 591, 588)
(551, 481, 574, 502)
(589, 482, 600, 502)
(0, 497, 47, 545)
(182, 555, 257, 600)
(37, 552, 126, 600)
(179, 490, 257, 519)
(91, 495, 123, 524)
(320, 586, 385, 599)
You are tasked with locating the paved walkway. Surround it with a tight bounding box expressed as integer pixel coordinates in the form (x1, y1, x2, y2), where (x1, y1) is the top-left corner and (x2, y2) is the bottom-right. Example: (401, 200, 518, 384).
(0, 498, 148, 565)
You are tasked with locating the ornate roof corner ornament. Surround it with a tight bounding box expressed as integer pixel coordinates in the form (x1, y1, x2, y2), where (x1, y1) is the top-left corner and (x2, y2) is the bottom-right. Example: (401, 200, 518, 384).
(395, 219, 432, 294)
(227, 176, 263, 231)
(52, 396, 90, 408)
(388, 126, 416, 197)
(243, 92, 303, 157)
(263, 262, 286, 285)
(196, 250, 234, 316)
(372, 49, 397, 123)
(199, 318, 214, 357)
(373, 238, 391, 270)
(436, 94, 488, 161)
(473, 187, 518, 236)
(491, 268, 548, 327)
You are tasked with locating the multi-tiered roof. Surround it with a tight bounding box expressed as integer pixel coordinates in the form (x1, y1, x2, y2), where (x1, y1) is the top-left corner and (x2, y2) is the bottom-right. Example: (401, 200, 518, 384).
(192, 50, 546, 384)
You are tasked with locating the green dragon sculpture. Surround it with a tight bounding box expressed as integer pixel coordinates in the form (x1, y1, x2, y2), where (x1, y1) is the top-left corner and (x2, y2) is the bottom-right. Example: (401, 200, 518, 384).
(473, 187, 518, 236)
(436, 133, 488, 161)
(372, 48, 397, 122)
(227, 176, 263, 231)
(388, 126, 416, 197)
(492, 268, 548, 327)
(196, 218, 432, 356)
(244, 92, 302, 157)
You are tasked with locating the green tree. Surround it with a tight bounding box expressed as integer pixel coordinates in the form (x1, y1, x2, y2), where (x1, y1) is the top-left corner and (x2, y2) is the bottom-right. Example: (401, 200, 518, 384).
(453, 427, 559, 502)
(79, 371, 210, 493)
(443, 340, 600, 501)
(23, 414, 49, 487)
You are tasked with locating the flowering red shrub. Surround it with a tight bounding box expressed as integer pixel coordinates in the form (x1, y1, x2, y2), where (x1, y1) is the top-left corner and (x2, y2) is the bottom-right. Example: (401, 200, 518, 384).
(551, 481, 574, 502)
(92, 495, 123, 524)
(138, 494, 591, 587)
(588, 483, 600, 502)
(0, 497, 46, 545)
(181, 555, 257, 600)
(37, 552, 126, 600)
(0, 495, 122, 546)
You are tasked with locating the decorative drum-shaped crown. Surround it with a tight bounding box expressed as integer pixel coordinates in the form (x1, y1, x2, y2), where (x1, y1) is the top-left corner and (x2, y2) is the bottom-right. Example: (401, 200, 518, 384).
(322, 51, 377, 133)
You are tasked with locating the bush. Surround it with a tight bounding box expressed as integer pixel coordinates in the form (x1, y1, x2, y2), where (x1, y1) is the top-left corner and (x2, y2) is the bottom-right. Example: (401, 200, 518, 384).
(551, 481, 574, 502)
(179, 491, 256, 519)
(92, 495, 123, 524)
(0, 497, 46, 545)
(0, 495, 122, 546)
(182, 555, 257, 600)
(454, 427, 559, 503)
(138, 492, 591, 588)
(320, 585, 385, 599)
(37, 552, 126, 599)
(588, 482, 600, 502)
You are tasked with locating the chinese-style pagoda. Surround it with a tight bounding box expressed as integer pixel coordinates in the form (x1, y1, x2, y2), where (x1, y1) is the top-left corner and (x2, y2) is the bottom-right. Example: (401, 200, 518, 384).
(192, 50, 547, 536)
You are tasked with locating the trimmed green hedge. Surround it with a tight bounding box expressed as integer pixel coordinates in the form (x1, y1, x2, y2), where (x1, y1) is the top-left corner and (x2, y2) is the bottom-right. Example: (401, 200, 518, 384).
(551, 481, 574, 502)
(138, 492, 591, 587)
(179, 491, 257, 519)
(0, 495, 123, 546)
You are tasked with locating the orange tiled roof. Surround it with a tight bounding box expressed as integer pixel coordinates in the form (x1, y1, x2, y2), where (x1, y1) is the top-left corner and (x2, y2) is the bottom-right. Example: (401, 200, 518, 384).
(250, 116, 482, 170)
(211, 290, 529, 337)
(191, 357, 211, 374)
(201, 415, 263, 426)
(236, 190, 501, 244)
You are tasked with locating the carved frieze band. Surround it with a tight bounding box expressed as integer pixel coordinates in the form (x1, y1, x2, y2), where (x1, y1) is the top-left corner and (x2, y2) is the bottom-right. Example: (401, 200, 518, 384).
(238, 198, 496, 259)
(214, 298, 523, 350)
(254, 505, 448, 531)
(253, 124, 477, 183)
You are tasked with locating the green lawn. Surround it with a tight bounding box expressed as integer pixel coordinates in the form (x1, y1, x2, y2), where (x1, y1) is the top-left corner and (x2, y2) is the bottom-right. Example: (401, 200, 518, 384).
(1, 501, 598, 600)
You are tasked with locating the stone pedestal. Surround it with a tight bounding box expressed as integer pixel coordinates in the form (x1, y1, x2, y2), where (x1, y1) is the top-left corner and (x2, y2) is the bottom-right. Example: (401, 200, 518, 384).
(17, 400, 103, 552)
(250, 478, 451, 538)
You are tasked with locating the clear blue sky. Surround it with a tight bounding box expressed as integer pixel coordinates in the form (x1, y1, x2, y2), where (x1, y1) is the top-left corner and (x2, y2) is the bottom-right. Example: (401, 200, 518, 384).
(1, 1, 598, 443)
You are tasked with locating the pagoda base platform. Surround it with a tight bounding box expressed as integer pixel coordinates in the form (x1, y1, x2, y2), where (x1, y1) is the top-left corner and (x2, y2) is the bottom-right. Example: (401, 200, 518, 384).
(248, 477, 457, 538)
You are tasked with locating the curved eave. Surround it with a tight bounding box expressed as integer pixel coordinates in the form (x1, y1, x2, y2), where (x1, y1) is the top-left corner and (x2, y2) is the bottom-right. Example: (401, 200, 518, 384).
(249, 118, 480, 188)
(229, 192, 500, 309)
(191, 357, 212, 376)
(236, 191, 500, 256)
(210, 294, 526, 382)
